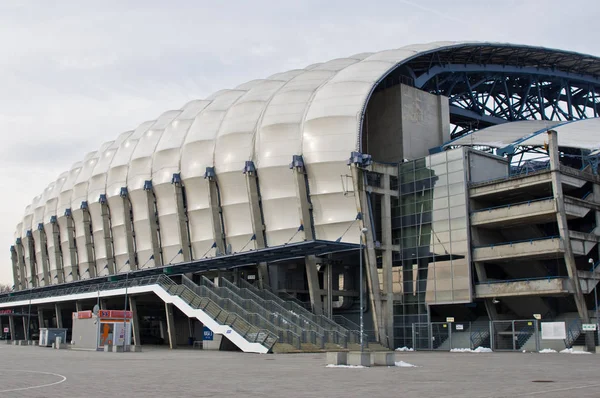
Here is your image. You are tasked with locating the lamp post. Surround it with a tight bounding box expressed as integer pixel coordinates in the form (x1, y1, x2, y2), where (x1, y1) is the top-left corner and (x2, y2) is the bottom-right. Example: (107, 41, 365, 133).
(359, 227, 368, 352)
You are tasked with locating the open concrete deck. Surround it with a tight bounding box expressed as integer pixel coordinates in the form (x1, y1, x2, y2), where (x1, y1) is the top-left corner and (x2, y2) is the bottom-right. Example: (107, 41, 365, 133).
(1, 344, 600, 397)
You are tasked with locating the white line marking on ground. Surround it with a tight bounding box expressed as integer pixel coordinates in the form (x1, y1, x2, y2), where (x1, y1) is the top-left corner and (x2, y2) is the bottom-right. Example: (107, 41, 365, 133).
(0, 369, 67, 393)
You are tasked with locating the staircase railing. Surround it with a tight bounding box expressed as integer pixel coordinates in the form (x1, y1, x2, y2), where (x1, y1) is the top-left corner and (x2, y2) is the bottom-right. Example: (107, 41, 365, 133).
(219, 277, 339, 347)
(332, 315, 368, 345)
(238, 278, 355, 341)
(564, 318, 582, 348)
(178, 276, 296, 349)
(157, 275, 279, 351)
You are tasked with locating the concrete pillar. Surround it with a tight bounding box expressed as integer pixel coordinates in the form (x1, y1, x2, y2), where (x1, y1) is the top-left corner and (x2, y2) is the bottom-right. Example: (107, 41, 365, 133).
(548, 130, 594, 351)
(50, 220, 64, 284)
(54, 303, 63, 329)
(351, 164, 384, 344)
(22, 316, 28, 340)
(10, 246, 20, 291)
(291, 156, 324, 314)
(25, 231, 37, 288)
(36, 226, 51, 285)
(164, 303, 177, 349)
(129, 296, 141, 346)
(65, 212, 79, 281)
(81, 206, 97, 278)
(8, 315, 15, 340)
(15, 239, 27, 290)
(100, 200, 116, 275)
(75, 301, 83, 313)
(172, 175, 192, 263)
(100, 299, 108, 310)
(380, 174, 394, 347)
(120, 190, 138, 271)
(38, 308, 45, 329)
(205, 168, 226, 256)
(144, 184, 163, 267)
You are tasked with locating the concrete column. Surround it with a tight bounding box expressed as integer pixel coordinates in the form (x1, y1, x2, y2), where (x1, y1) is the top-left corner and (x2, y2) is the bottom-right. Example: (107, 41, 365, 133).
(10, 246, 20, 291)
(164, 303, 177, 349)
(54, 303, 63, 329)
(50, 220, 64, 284)
(243, 162, 270, 289)
(100, 200, 116, 275)
(100, 299, 108, 310)
(381, 174, 394, 347)
(548, 130, 594, 351)
(144, 185, 163, 267)
(206, 168, 226, 256)
(129, 296, 141, 346)
(120, 191, 137, 270)
(81, 207, 97, 278)
(38, 308, 45, 329)
(351, 164, 384, 344)
(36, 226, 51, 285)
(22, 316, 28, 340)
(173, 176, 192, 262)
(8, 315, 15, 340)
(65, 212, 79, 281)
(75, 301, 83, 312)
(25, 232, 37, 288)
(305, 256, 323, 315)
(15, 239, 27, 290)
(291, 156, 324, 314)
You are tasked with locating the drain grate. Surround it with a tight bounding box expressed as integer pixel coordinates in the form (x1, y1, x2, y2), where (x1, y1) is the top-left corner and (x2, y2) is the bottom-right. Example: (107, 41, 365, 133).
(532, 380, 554, 383)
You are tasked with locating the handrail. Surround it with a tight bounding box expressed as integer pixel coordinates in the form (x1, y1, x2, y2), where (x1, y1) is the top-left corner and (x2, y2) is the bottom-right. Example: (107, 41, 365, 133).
(180, 276, 293, 348)
(468, 168, 551, 188)
(473, 235, 560, 249)
(471, 196, 554, 214)
(476, 276, 567, 285)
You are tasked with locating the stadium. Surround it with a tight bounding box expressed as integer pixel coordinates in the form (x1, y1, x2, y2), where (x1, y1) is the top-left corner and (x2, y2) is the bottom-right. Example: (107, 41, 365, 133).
(3, 41, 600, 353)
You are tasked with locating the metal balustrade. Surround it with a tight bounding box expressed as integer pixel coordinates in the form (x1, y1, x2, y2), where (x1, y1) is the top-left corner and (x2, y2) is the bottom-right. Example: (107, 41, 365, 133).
(218, 277, 343, 347)
(238, 278, 356, 343)
(180, 276, 297, 348)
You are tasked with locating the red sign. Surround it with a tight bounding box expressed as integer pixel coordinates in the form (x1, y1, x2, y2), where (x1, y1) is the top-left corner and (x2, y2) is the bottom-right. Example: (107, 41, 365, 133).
(0, 309, 14, 315)
(98, 310, 132, 319)
(73, 311, 93, 319)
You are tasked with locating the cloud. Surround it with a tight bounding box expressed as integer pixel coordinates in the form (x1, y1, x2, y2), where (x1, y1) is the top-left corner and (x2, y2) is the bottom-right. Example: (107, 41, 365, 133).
(0, 0, 599, 284)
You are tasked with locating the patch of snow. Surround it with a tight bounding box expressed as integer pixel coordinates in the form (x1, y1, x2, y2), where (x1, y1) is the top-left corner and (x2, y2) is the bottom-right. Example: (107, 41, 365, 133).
(326, 364, 366, 368)
(560, 348, 592, 354)
(395, 361, 417, 367)
(539, 349, 557, 353)
(450, 347, 493, 353)
(395, 347, 414, 352)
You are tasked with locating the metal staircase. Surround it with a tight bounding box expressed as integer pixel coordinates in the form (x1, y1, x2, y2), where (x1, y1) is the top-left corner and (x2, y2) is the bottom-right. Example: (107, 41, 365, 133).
(237, 279, 359, 345)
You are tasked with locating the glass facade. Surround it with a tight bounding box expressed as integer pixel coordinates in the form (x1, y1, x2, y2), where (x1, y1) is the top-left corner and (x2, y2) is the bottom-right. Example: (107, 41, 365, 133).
(392, 148, 472, 348)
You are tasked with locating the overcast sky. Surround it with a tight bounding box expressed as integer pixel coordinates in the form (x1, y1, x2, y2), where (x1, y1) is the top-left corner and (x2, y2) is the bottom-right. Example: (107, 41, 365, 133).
(0, 0, 598, 285)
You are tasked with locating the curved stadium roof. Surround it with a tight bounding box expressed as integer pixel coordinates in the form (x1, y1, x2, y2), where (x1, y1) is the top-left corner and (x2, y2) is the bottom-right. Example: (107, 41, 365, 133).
(12, 41, 600, 285)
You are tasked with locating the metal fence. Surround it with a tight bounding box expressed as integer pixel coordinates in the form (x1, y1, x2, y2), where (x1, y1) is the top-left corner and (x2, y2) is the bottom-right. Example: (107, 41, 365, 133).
(410, 319, 600, 352)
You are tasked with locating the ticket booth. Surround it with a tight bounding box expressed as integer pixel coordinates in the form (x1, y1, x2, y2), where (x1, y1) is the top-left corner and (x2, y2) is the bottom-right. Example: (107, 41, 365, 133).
(72, 310, 132, 351)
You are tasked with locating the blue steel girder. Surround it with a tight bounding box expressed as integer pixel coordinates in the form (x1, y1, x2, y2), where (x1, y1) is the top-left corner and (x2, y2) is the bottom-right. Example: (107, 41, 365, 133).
(412, 63, 600, 138)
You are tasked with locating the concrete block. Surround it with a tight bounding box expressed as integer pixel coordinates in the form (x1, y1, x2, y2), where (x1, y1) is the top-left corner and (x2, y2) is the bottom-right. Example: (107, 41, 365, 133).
(326, 351, 347, 365)
(112, 345, 126, 353)
(347, 351, 371, 367)
(130, 345, 142, 352)
(104, 344, 113, 352)
(18, 340, 26, 346)
(12, 340, 18, 345)
(372, 352, 395, 366)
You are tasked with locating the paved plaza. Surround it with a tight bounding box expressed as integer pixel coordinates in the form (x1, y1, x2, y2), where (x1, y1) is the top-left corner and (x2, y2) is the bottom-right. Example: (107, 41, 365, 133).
(0, 344, 599, 397)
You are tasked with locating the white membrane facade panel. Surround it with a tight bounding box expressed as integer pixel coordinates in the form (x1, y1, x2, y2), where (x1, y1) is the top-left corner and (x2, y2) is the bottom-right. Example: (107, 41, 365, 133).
(23, 196, 40, 287)
(215, 79, 287, 252)
(44, 172, 68, 283)
(181, 90, 248, 258)
(107, 123, 152, 272)
(56, 162, 83, 282)
(256, 59, 362, 246)
(88, 135, 128, 276)
(153, 101, 209, 264)
(128, 110, 181, 268)
(71, 150, 105, 279)
(33, 184, 53, 286)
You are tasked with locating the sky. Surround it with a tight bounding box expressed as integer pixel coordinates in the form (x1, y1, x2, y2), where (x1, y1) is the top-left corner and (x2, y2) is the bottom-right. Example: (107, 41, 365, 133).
(0, 0, 599, 285)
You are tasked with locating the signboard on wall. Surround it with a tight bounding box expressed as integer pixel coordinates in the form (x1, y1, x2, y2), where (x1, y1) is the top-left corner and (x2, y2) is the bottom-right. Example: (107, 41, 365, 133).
(541, 322, 566, 340)
(203, 327, 214, 341)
